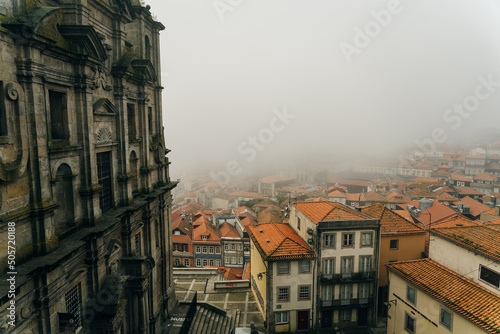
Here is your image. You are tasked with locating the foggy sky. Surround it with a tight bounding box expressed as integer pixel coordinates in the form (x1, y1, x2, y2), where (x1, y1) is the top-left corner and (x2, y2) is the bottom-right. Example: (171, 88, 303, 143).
(148, 0, 500, 179)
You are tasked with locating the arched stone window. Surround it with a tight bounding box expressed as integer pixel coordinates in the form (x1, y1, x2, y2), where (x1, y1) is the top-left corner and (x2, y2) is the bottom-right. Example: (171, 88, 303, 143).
(54, 163, 74, 233)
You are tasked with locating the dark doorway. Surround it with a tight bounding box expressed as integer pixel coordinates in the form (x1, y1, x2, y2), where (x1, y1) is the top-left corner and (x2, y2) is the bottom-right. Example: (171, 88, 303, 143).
(358, 308, 368, 326)
(297, 310, 309, 331)
(321, 311, 332, 329)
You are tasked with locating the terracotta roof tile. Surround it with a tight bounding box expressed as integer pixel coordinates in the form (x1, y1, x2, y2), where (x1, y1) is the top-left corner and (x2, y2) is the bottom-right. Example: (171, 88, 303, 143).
(455, 186, 484, 196)
(431, 225, 500, 262)
(329, 190, 347, 198)
(192, 220, 221, 243)
(247, 223, 315, 260)
(406, 199, 457, 225)
(473, 172, 497, 182)
(361, 204, 424, 235)
(431, 214, 479, 228)
(362, 191, 387, 202)
(294, 201, 369, 224)
(219, 222, 240, 238)
(436, 192, 459, 202)
(453, 196, 491, 217)
(387, 258, 500, 333)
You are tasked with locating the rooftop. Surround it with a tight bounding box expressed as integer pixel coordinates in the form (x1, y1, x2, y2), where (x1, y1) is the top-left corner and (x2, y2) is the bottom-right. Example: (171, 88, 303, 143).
(247, 223, 315, 261)
(294, 201, 369, 224)
(431, 225, 500, 262)
(387, 258, 500, 333)
(361, 204, 424, 235)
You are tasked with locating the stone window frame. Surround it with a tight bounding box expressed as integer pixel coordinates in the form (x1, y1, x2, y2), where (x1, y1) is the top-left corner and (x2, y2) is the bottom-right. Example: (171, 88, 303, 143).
(360, 232, 374, 248)
(323, 233, 336, 249)
(277, 286, 290, 302)
(439, 305, 453, 332)
(298, 285, 311, 300)
(342, 232, 355, 249)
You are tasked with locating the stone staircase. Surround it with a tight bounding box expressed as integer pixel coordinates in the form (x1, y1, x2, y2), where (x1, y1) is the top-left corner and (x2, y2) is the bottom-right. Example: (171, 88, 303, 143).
(188, 303, 240, 334)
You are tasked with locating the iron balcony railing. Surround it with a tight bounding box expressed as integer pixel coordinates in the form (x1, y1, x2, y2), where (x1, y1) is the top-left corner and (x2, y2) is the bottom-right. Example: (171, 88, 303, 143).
(320, 271, 376, 284)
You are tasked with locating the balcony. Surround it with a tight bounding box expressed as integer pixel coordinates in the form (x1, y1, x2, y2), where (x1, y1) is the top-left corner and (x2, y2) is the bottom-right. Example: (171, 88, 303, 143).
(320, 271, 376, 284)
(319, 298, 374, 310)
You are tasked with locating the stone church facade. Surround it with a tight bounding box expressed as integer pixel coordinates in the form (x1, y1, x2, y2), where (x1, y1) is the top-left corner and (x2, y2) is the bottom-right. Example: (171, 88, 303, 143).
(0, 0, 177, 333)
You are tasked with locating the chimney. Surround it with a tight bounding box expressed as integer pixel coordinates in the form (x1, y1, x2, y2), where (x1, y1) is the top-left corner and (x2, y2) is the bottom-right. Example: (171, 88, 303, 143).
(496, 205, 500, 216)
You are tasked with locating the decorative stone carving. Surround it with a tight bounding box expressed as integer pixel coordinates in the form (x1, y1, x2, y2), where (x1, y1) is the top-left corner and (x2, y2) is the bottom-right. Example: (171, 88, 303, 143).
(96, 127, 112, 143)
(0, 82, 29, 181)
(91, 65, 112, 91)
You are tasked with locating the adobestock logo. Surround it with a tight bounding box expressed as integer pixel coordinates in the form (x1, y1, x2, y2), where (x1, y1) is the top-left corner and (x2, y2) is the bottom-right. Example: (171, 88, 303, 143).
(210, 107, 296, 185)
(415, 73, 499, 156)
(339, 0, 405, 64)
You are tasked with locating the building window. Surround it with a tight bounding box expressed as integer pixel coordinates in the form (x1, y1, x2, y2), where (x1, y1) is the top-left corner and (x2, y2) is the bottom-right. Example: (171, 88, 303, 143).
(277, 287, 289, 301)
(225, 257, 230, 264)
(196, 246, 201, 253)
(215, 260, 220, 266)
(224, 244, 229, 250)
(174, 258, 180, 266)
(339, 309, 351, 321)
(209, 246, 214, 254)
(297, 217, 301, 230)
(341, 257, 353, 277)
(275, 311, 289, 324)
(202, 259, 208, 267)
(360, 256, 371, 274)
(209, 259, 214, 266)
(405, 312, 416, 333)
(340, 284, 352, 301)
(440, 306, 453, 331)
(278, 262, 290, 274)
(299, 286, 310, 300)
(479, 265, 500, 288)
(184, 259, 190, 266)
(359, 283, 370, 299)
(299, 260, 311, 273)
(202, 246, 207, 253)
(390, 239, 399, 250)
(127, 103, 136, 139)
(49, 90, 69, 140)
(65, 283, 82, 328)
(361, 232, 373, 246)
(324, 234, 335, 248)
(196, 259, 201, 267)
(237, 244, 242, 251)
(148, 107, 153, 133)
(135, 232, 141, 257)
(342, 233, 354, 248)
(97, 152, 113, 212)
(202, 235, 208, 240)
(406, 285, 416, 306)
(322, 285, 333, 301)
(323, 258, 334, 275)
(174, 244, 178, 251)
(182, 244, 187, 252)
(231, 243, 236, 250)
(238, 257, 243, 264)
(216, 247, 221, 253)
(231, 257, 236, 265)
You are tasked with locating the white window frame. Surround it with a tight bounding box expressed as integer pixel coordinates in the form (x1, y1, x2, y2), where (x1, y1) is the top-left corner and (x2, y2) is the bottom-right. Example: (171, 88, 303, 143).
(406, 285, 416, 306)
(361, 232, 373, 247)
(324, 233, 335, 248)
(299, 260, 311, 273)
(275, 311, 289, 324)
(278, 261, 290, 275)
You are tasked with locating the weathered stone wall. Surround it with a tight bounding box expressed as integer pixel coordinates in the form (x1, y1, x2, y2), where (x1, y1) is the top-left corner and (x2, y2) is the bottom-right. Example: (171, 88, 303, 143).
(0, 0, 176, 333)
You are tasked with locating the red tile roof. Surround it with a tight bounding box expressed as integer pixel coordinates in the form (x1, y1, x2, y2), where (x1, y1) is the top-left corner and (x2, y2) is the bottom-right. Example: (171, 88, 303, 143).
(192, 220, 221, 244)
(473, 172, 498, 182)
(406, 199, 457, 225)
(329, 190, 347, 198)
(453, 196, 491, 217)
(361, 204, 424, 235)
(295, 201, 369, 224)
(385, 191, 410, 204)
(431, 225, 500, 262)
(257, 206, 282, 224)
(219, 222, 240, 238)
(435, 192, 459, 202)
(247, 223, 315, 260)
(431, 214, 479, 228)
(455, 186, 484, 196)
(362, 191, 387, 203)
(386, 258, 500, 333)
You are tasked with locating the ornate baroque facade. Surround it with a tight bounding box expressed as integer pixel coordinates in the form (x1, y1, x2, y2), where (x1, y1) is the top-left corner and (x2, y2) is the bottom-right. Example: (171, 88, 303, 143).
(0, 0, 177, 333)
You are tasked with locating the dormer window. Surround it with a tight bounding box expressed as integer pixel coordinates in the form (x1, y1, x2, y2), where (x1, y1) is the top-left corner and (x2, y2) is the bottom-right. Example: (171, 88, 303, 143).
(202, 235, 208, 240)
